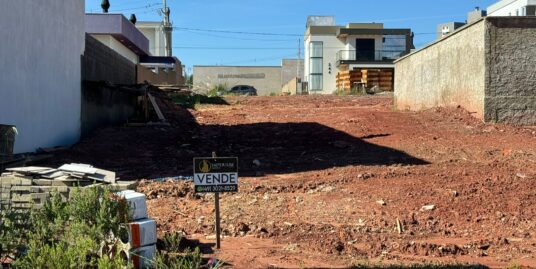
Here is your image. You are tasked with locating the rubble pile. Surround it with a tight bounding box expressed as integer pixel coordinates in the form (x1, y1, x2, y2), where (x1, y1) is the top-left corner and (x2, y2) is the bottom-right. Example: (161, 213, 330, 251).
(0, 164, 135, 210)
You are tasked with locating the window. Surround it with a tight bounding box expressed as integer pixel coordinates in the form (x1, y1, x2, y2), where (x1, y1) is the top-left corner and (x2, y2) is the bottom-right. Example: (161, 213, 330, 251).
(309, 41, 323, 91)
(527, 6, 536, 16)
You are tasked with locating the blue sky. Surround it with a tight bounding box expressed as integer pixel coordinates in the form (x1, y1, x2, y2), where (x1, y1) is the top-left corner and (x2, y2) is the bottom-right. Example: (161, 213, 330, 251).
(86, 0, 497, 73)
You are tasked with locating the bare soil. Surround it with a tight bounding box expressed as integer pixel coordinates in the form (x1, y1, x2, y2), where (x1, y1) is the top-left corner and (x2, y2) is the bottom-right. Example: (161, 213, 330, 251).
(48, 94, 536, 268)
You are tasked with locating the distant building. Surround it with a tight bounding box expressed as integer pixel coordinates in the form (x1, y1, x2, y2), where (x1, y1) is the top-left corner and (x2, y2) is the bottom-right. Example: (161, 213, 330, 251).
(468, 7, 487, 23)
(488, 0, 536, 16)
(193, 66, 283, 96)
(136, 22, 167, 57)
(304, 16, 413, 94)
(136, 21, 185, 85)
(437, 22, 466, 39)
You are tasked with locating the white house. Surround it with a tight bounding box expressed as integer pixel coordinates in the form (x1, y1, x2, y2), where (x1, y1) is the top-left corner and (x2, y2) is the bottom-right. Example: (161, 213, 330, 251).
(0, 1, 85, 153)
(488, 0, 536, 16)
(136, 21, 167, 57)
(303, 16, 413, 94)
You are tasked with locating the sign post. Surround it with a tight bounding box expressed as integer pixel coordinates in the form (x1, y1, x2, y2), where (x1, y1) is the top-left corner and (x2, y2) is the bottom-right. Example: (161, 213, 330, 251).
(193, 153, 238, 249)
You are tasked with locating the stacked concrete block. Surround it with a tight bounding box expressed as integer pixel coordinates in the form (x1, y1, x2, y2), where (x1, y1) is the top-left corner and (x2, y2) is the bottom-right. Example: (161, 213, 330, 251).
(116, 190, 157, 269)
(0, 165, 136, 210)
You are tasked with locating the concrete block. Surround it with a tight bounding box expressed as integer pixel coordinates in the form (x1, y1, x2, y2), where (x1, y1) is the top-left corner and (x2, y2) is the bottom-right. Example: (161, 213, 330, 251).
(130, 244, 156, 269)
(11, 194, 32, 203)
(33, 179, 53, 186)
(10, 186, 32, 192)
(20, 178, 32, 186)
(128, 218, 157, 248)
(116, 191, 148, 221)
(31, 193, 50, 200)
(11, 202, 32, 209)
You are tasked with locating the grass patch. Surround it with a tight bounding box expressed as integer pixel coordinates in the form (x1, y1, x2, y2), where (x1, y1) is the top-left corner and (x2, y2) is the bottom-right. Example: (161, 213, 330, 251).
(171, 93, 229, 109)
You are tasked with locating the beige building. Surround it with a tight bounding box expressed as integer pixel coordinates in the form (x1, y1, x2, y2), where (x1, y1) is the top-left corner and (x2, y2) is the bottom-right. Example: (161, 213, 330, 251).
(193, 66, 283, 96)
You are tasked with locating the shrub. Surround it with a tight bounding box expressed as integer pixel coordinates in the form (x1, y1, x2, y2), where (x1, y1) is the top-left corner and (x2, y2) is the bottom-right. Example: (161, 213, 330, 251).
(0, 187, 220, 269)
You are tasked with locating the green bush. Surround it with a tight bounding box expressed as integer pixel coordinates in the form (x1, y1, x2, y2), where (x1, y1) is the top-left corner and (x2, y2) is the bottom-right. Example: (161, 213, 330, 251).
(0, 187, 220, 269)
(208, 84, 228, 97)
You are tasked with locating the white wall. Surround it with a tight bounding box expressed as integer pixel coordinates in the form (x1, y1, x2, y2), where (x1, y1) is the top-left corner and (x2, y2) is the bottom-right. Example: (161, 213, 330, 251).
(92, 35, 139, 63)
(304, 35, 345, 94)
(0, 0, 85, 153)
(488, 0, 536, 16)
(137, 24, 166, 57)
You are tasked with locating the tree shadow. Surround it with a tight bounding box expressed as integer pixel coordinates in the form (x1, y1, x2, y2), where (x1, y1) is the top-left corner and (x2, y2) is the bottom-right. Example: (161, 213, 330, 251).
(196, 122, 427, 177)
(41, 95, 428, 180)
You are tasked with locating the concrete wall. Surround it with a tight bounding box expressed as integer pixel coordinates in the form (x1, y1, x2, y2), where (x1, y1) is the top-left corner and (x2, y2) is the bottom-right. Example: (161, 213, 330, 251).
(394, 20, 487, 118)
(81, 82, 139, 137)
(0, 0, 85, 153)
(193, 66, 282, 96)
(484, 17, 536, 124)
(82, 35, 136, 85)
(281, 59, 304, 87)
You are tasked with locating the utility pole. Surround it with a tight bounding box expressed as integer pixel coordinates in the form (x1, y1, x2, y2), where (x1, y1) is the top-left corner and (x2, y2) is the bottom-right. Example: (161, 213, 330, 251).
(162, 0, 172, 56)
(297, 38, 301, 80)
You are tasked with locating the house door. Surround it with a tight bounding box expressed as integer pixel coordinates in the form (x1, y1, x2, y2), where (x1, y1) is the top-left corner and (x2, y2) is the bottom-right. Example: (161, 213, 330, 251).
(356, 39, 375, 61)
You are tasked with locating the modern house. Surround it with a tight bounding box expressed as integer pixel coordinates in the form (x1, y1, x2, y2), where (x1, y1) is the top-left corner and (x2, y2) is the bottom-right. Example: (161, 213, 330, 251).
(488, 0, 536, 16)
(85, 13, 150, 65)
(0, 1, 85, 153)
(304, 16, 413, 94)
(136, 21, 185, 85)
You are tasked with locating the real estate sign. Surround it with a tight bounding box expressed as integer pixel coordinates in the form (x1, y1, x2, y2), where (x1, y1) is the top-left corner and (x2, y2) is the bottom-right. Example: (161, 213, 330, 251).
(193, 157, 238, 193)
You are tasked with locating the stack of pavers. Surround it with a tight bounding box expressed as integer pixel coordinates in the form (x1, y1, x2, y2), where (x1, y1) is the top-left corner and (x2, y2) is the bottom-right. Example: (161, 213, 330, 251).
(117, 190, 157, 269)
(0, 163, 135, 210)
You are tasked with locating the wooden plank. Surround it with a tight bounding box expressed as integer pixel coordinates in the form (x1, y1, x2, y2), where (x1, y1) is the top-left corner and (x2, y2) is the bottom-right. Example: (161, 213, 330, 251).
(148, 93, 166, 122)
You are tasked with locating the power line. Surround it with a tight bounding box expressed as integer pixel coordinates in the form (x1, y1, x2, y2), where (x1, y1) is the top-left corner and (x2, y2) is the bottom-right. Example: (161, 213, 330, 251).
(177, 29, 297, 42)
(172, 46, 295, 50)
(173, 27, 302, 37)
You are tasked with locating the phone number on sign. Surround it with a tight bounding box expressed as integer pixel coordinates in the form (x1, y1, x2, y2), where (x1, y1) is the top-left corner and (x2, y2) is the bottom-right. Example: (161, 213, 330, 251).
(196, 185, 238, 193)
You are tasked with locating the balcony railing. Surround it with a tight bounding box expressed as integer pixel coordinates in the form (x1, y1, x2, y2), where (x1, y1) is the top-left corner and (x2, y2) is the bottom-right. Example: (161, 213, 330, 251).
(336, 50, 407, 65)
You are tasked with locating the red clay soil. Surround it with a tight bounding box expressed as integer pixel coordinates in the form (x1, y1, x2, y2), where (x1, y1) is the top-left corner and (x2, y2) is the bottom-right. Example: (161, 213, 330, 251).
(50, 94, 536, 268)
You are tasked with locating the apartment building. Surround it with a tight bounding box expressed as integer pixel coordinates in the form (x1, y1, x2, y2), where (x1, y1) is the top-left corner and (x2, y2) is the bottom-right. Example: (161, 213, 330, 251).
(303, 16, 413, 94)
(488, 0, 536, 16)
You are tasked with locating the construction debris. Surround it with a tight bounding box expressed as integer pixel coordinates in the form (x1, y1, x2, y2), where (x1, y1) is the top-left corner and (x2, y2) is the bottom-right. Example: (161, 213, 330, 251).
(0, 164, 132, 210)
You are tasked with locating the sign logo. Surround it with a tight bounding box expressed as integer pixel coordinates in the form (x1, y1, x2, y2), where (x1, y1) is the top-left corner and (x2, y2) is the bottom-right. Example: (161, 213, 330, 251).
(199, 160, 211, 173)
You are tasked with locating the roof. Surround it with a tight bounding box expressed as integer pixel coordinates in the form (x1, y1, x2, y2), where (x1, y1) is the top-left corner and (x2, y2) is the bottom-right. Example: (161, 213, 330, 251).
(338, 28, 411, 37)
(85, 14, 149, 56)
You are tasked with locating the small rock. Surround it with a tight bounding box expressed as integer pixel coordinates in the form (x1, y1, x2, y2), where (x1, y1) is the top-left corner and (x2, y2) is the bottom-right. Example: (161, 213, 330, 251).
(421, 204, 436, 211)
(263, 193, 270, 200)
(377, 200, 387, 206)
(295, 196, 303, 203)
(516, 173, 528, 179)
(321, 186, 335, 192)
(197, 216, 205, 224)
(284, 222, 293, 227)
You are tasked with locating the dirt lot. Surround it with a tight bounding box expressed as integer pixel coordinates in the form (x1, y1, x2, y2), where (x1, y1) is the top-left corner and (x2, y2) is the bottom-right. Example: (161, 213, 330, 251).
(49, 94, 536, 268)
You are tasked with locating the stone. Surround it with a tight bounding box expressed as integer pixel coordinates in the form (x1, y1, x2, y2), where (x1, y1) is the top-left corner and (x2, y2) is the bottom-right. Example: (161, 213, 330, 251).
(377, 200, 387, 206)
(421, 204, 436, 211)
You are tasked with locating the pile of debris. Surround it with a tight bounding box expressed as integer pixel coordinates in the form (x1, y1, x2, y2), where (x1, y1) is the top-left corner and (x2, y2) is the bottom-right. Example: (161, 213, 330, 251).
(0, 163, 135, 210)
